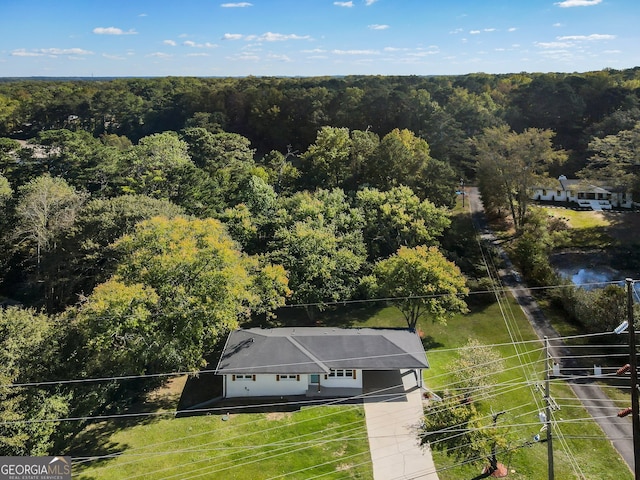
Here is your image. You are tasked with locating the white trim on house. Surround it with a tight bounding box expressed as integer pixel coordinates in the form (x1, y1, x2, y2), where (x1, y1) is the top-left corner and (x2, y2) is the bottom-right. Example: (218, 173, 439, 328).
(215, 327, 429, 399)
(532, 175, 634, 209)
(224, 371, 364, 398)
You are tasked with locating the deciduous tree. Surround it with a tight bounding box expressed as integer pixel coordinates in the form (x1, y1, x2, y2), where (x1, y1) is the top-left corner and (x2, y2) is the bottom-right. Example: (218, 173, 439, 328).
(0, 307, 69, 456)
(373, 245, 468, 330)
(105, 216, 289, 370)
(13, 174, 86, 268)
(579, 121, 640, 197)
(356, 186, 450, 261)
(475, 126, 566, 230)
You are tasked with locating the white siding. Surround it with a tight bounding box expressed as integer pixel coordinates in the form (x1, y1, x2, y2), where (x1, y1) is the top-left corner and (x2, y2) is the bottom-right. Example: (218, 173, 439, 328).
(225, 374, 307, 398)
(533, 188, 567, 202)
(223, 370, 363, 398)
(321, 370, 363, 389)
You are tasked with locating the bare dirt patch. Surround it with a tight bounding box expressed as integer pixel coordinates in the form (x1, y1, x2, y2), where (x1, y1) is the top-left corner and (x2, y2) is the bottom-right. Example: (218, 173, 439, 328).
(145, 375, 188, 410)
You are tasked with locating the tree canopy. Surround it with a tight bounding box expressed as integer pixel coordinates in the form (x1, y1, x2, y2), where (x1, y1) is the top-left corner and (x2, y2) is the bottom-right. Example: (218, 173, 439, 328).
(373, 245, 468, 330)
(75, 216, 290, 371)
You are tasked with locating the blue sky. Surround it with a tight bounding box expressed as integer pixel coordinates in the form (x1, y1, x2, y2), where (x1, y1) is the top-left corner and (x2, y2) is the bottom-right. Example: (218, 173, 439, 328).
(1, 0, 637, 77)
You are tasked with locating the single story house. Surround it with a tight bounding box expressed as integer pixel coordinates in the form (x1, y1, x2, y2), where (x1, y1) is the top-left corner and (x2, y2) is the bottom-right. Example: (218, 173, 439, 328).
(214, 327, 429, 399)
(532, 175, 633, 210)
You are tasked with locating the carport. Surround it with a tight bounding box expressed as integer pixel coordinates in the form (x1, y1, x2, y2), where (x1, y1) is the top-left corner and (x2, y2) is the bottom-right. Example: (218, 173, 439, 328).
(363, 369, 422, 402)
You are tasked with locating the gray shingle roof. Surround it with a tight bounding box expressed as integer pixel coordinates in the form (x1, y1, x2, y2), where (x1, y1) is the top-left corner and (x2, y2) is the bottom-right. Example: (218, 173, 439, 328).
(215, 327, 430, 374)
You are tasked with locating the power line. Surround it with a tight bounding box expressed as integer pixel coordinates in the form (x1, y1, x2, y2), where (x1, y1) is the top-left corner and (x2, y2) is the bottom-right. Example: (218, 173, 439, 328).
(5, 330, 612, 390)
(274, 279, 625, 309)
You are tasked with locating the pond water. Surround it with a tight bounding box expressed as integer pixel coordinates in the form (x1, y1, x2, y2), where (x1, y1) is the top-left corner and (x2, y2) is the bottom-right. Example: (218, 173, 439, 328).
(555, 265, 622, 290)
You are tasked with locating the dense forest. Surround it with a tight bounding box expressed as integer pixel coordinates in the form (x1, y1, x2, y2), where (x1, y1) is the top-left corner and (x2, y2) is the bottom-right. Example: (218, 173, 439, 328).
(1, 68, 640, 456)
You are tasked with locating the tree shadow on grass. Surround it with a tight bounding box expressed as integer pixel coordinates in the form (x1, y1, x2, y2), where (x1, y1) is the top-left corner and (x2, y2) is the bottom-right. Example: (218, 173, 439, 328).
(67, 420, 134, 479)
(65, 382, 183, 478)
(177, 371, 223, 412)
(257, 304, 391, 328)
(421, 335, 444, 351)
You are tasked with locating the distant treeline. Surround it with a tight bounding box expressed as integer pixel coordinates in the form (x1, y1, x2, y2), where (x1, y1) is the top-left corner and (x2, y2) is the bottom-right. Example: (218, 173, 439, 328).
(1, 68, 640, 175)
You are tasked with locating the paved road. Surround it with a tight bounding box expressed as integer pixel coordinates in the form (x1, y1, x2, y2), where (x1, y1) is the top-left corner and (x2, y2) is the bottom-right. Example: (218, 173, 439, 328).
(466, 187, 634, 475)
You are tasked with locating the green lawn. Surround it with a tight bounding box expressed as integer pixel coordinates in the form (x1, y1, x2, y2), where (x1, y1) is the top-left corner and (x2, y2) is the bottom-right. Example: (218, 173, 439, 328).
(71, 292, 631, 479)
(542, 206, 612, 248)
(73, 406, 372, 479)
(341, 297, 630, 480)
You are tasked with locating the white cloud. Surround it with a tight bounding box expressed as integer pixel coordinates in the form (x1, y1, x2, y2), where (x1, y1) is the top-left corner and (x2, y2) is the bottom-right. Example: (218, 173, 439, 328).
(163, 40, 177, 46)
(138, 13, 148, 17)
(535, 41, 574, 49)
(407, 50, 439, 57)
(603, 49, 621, 54)
(508, 27, 517, 32)
(302, 48, 327, 53)
(221, 2, 253, 6)
(484, 28, 496, 32)
(11, 49, 44, 57)
(383, 47, 410, 52)
(183, 40, 217, 48)
(553, 23, 564, 27)
(93, 27, 137, 35)
(557, 34, 615, 41)
(449, 28, 464, 34)
(365, 0, 377, 4)
(12, 47, 94, 57)
(230, 53, 260, 61)
(470, 30, 481, 35)
(187, 53, 210, 57)
(268, 53, 292, 62)
(257, 32, 311, 41)
(555, 0, 602, 7)
(102, 53, 126, 60)
(332, 49, 379, 55)
(223, 32, 310, 42)
(369, 24, 389, 30)
(334, 1, 354, 7)
(148, 52, 172, 58)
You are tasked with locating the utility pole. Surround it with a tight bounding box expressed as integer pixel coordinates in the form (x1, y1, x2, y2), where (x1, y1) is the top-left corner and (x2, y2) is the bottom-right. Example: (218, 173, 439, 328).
(544, 336, 554, 480)
(460, 178, 465, 208)
(627, 278, 640, 478)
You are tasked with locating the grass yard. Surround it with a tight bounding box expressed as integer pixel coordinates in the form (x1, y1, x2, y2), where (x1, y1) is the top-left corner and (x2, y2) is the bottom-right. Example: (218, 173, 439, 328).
(542, 206, 612, 249)
(69, 299, 631, 479)
(349, 298, 631, 480)
(73, 405, 372, 479)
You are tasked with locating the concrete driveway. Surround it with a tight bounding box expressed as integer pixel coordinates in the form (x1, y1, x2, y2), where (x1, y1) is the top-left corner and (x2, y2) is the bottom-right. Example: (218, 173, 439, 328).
(363, 369, 439, 479)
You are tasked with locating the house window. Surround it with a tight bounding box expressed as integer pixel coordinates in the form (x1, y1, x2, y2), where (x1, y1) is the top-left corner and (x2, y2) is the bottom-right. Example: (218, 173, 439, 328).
(542, 189, 547, 195)
(233, 374, 255, 381)
(328, 369, 354, 378)
(557, 190, 561, 196)
(276, 374, 299, 381)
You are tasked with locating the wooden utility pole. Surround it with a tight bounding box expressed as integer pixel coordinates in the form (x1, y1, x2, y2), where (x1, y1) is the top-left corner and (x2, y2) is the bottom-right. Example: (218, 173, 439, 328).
(626, 278, 640, 478)
(545, 336, 554, 480)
